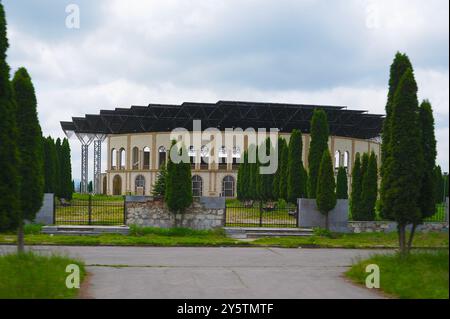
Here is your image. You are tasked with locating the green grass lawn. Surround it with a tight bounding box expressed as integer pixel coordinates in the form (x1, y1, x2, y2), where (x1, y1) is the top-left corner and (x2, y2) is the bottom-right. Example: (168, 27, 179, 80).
(0, 225, 448, 248)
(346, 250, 449, 299)
(0, 252, 85, 299)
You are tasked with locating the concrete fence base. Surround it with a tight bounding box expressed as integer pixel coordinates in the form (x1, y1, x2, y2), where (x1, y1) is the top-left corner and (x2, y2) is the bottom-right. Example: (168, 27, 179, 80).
(297, 198, 349, 233)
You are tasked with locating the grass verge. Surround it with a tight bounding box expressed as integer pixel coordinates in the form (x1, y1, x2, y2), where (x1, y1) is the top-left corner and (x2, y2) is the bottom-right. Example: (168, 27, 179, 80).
(0, 226, 448, 248)
(345, 250, 449, 299)
(0, 252, 85, 299)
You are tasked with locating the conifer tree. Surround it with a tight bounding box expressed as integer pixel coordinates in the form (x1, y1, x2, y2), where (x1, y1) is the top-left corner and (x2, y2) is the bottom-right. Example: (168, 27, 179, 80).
(279, 142, 289, 201)
(12, 67, 44, 252)
(308, 109, 329, 198)
(350, 153, 362, 220)
(336, 166, 348, 199)
(287, 129, 306, 203)
(382, 68, 423, 254)
(0, 3, 20, 232)
(360, 152, 378, 221)
(316, 150, 336, 230)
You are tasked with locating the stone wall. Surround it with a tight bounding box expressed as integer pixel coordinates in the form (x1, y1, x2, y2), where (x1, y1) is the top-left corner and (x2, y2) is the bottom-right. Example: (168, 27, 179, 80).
(33, 193, 54, 225)
(348, 221, 448, 233)
(125, 196, 225, 230)
(298, 199, 349, 233)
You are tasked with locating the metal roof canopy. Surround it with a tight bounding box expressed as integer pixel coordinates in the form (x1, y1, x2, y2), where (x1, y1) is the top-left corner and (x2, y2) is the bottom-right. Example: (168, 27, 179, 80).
(61, 100, 384, 140)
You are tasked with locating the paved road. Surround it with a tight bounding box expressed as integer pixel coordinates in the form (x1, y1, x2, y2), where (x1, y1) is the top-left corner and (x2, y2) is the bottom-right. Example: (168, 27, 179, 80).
(0, 246, 387, 299)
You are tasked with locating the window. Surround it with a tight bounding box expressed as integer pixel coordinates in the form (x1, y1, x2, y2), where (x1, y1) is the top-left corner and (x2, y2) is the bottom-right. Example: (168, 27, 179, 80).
(132, 147, 139, 170)
(119, 148, 126, 170)
(135, 175, 146, 195)
(218, 146, 227, 169)
(344, 151, 350, 170)
(143, 147, 150, 170)
(159, 146, 166, 168)
(334, 151, 341, 168)
(232, 147, 241, 167)
(222, 175, 235, 198)
(111, 149, 117, 170)
(189, 146, 196, 167)
(192, 175, 203, 197)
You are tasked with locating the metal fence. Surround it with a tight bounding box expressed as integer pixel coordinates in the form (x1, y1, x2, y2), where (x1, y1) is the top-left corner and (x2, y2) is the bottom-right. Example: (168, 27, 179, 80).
(225, 204, 298, 228)
(54, 196, 126, 225)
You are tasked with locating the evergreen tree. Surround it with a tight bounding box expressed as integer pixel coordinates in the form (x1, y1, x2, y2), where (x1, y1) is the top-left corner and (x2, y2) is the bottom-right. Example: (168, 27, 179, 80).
(43, 136, 58, 193)
(382, 68, 423, 254)
(380, 53, 413, 219)
(55, 138, 62, 197)
(361, 152, 369, 179)
(279, 142, 289, 201)
(247, 144, 258, 200)
(260, 138, 275, 200)
(165, 142, 193, 216)
(381, 53, 413, 164)
(336, 166, 348, 199)
(12, 67, 44, 252)
(152, 164, 167, 198)
(308, 109, 329, 198)
(237, 151, 249, 201)
(0, 3, 20, 232)
(60, 138, 73, 199)
(434, 166, 443, 204)
(88, 181, 93, 193)
(287, 129, 306, 203)
(272, 137, 285, 200)
(360, 152, 378, 221)
(350, 153, 362, 220)
(316, 149, 336, 230)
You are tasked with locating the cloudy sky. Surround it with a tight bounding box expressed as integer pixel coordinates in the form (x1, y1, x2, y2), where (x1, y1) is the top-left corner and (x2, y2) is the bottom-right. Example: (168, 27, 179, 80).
(3, 0, 449, 180)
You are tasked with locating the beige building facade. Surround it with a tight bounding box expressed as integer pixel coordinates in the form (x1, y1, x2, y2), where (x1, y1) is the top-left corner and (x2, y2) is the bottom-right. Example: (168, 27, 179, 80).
(101, 131, 381, 198)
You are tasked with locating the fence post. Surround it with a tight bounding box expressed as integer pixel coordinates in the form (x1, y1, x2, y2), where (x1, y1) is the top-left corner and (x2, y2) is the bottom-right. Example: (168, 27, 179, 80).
(88, 194, 92, 225)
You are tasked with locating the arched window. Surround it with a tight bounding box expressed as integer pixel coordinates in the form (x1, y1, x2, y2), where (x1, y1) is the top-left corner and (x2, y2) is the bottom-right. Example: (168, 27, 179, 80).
(143, 147, 150, 170)
(119, 148, 126, 170)
(344, 151, 350, 170)
(111, 149, 117, 170)
(135, 175, 146, 195)
(159, 146, 166, 168)
(222, 175, 235, 198)
(113, 175, 122, 195)
(334, 150, 341, 168)
(132, 147, 140, 170)
(192, 175, 203, 197)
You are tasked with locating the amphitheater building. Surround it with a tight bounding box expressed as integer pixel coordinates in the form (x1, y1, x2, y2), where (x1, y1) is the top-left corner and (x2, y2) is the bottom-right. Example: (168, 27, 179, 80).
(61, 100, 384, 197)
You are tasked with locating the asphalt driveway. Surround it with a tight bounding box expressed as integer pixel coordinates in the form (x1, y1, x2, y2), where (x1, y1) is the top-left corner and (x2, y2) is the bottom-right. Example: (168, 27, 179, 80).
(0, 245, 387, 299)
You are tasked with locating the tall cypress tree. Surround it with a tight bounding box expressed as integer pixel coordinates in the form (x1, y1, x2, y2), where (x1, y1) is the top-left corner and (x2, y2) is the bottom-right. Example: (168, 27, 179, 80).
(361, 152, 369, 180)
(279, 142, 289, 201)
(287, 129, 306, 203)
(0, 3, 20, 232)
(381, 53, 413, 164)
(361, 152, 378, 221)
(308, 109, 329, 198)
(12, 67, 44, 252)
(316, 149, 336, 230)
(336, 166, 348, 199)
(412, 100, 437, 240)
(272, 137, 285, 200)
(61, 138, 73, 199)
(434, 165, 444, 204)
(55, 138, 62, 197)
(350, 153, 362, 220)
(382, 68, 423, 254)
(380, 53, 413, 218)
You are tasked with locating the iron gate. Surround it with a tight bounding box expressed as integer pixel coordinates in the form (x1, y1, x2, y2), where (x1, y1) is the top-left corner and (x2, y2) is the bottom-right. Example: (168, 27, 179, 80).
(225, 203, 298, 228)
(54, 196, 126, 225)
